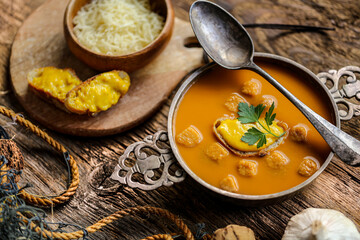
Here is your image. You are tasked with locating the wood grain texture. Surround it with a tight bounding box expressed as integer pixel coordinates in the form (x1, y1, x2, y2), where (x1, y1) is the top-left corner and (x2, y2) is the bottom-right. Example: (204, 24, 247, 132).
(1, 0, 360, 239)
(10, 0, 203, 136)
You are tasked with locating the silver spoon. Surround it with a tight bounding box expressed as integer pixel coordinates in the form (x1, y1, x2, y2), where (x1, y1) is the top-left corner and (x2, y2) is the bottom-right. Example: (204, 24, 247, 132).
(189, 0, 360, 166)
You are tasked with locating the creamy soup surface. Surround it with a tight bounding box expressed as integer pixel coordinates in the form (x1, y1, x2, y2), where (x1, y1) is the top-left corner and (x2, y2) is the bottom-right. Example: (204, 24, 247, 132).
(174, 61, 334, 195)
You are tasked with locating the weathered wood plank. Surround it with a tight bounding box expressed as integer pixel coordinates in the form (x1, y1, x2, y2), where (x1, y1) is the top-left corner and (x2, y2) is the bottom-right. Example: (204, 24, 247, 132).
(0, 0, 360, 239)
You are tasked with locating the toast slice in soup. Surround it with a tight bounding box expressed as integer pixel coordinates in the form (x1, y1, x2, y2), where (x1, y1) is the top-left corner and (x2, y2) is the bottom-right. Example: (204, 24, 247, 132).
(27, 67, 82, 112)
(213, 117, 286, 157)
(64, 70, 131, 115)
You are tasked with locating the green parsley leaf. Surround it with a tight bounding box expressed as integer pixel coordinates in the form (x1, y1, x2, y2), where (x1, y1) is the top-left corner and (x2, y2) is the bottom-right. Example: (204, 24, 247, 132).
(257, 134, 267, 149)
(237, 102, 282, 148)
(241, 127, 266, 146)
(237, 102, 265, 123)
(265, 102, 276, 127)
(254, 104, 266, 120)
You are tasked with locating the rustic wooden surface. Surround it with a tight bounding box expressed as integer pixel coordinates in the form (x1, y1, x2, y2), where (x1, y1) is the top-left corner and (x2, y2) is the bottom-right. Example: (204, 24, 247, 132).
(10, 0, 203, 136)
(1, 0, 360, 239)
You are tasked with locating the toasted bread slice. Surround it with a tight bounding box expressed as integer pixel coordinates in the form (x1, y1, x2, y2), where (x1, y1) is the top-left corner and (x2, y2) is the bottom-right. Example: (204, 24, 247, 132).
(27, 67, 82, 112)
(213, 117, 286, 157)
(64, 70, 131, 115)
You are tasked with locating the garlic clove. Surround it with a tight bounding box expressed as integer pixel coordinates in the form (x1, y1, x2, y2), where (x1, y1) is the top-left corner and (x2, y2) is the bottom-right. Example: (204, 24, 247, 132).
(282, 208, 360, 240)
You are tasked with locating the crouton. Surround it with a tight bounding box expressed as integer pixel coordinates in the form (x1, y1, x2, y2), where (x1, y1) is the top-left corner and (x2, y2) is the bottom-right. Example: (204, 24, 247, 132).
(219, 175, 239, 192)
(260, 95, 278, 109)
(224, 93, 247, 112)
(176, 125, 203, 147)
(266, 151, 289, 169)
(290, 124, 309, 142)
(298, 157, 319, 177)
(204, 142, 229, 162)
(241, 78, 262, 96)
(237, 159, 258, 177)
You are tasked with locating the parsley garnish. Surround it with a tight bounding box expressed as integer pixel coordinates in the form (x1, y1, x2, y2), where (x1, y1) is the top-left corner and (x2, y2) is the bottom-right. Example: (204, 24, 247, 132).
(237, 102, 284, 148)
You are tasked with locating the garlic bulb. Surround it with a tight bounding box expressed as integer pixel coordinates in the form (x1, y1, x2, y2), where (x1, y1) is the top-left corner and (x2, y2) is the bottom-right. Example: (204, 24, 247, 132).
(282, 208, 360, 240)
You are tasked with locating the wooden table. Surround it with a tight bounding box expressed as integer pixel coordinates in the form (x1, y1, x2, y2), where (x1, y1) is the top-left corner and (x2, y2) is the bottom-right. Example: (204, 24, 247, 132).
(1, 0, 359, 239)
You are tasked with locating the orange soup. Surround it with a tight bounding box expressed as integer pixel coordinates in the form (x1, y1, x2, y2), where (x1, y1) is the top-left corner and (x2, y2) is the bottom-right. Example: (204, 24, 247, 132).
(174, 61, 334, 195)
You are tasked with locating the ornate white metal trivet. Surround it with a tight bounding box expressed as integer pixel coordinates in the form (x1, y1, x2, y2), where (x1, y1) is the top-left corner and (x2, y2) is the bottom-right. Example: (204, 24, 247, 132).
(111, 66, 360, 190)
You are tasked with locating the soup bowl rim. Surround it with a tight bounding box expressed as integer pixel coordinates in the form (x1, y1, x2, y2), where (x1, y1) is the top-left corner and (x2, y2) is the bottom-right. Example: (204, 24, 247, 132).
(167, 52, 340, 201)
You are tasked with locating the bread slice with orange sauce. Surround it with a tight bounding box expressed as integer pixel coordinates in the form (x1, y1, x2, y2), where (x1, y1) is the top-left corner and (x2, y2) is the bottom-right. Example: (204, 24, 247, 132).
(213, 117, 286, 157)
(27, 67, 82, 112)
(64, 70, 131, 116)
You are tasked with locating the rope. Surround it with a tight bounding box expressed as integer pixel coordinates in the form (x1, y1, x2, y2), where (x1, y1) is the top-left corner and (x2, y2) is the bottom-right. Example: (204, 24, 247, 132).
(0, 156, 10, 184)
(143, 234, 173, 240)
(0, 105, 199, 240)
(25, 206, 194, 240)
(0, 105, 79, 207)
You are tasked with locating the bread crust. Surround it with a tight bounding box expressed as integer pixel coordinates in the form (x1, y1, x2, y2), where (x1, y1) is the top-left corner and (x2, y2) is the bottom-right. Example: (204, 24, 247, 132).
(213, 117, 286, 157)
(27, 67, 79, 113)
(64, 70, 130, 116)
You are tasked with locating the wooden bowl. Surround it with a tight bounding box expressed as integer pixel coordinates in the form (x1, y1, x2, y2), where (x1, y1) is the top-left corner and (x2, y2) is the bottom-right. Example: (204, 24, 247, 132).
(64, 0, 174, 72)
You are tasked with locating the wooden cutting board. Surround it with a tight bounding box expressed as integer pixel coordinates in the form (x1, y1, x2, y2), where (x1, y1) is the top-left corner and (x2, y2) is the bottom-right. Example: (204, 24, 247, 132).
(10, 0, 204, 137)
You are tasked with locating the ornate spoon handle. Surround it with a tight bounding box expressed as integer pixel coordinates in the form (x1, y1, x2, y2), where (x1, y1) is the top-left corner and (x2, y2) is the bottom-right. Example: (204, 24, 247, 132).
(251, 63, 360, 166)
(244, 23, 335, 31)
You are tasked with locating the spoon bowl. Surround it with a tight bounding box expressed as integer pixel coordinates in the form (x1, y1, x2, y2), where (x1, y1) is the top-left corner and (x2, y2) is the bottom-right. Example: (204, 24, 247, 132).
(190, 2, 253, 68)
(190, 0, 360, 166)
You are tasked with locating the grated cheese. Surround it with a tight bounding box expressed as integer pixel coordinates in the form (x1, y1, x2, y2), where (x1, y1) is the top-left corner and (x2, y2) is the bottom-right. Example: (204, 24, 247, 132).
(73, 0, 165, 55)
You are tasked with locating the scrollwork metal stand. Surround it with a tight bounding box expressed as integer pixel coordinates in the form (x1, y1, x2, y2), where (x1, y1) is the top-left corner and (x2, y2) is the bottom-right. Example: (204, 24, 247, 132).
(110, 131, 185, 190)
(317, 66, 360, 120)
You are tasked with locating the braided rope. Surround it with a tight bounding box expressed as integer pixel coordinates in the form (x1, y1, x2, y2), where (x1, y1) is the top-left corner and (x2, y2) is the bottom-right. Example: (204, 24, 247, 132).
(25, 206, 194, 240)
(202, 234, 212, 240)
(0, 161, 9, 184)
(0, 106, 199, 240)
(0, 105, 79, 207)
(143, 234, 173, 240)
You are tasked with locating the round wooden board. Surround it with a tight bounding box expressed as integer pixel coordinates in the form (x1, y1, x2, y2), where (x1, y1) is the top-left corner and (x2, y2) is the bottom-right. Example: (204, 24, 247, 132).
(10, 0, 203, 137)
